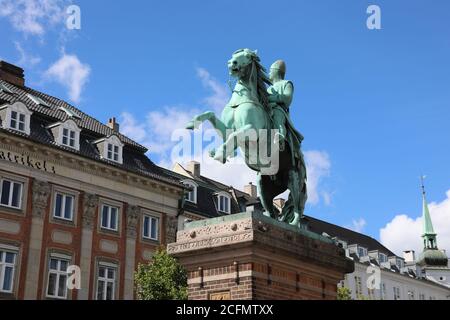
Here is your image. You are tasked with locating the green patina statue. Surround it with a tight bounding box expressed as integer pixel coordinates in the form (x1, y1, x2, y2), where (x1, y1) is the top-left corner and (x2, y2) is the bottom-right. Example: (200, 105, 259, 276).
(186, 49, 307, 227)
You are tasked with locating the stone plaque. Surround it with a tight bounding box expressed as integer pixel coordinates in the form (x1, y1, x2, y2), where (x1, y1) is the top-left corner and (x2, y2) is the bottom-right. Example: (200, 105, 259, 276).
(209, 291, 231, 300)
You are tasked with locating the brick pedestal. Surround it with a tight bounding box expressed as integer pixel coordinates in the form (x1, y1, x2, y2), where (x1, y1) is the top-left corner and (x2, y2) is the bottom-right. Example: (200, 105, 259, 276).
(167, 212, 354, 300)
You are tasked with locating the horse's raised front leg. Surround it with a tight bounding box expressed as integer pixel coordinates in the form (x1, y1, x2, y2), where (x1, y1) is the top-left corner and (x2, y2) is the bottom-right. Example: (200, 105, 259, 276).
(213, 124, 255, 163)
(186, 111, 227, 139)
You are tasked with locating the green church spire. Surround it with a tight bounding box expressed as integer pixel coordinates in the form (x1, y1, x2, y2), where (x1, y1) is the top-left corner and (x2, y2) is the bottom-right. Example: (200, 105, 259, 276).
(421, 176, 437, 249)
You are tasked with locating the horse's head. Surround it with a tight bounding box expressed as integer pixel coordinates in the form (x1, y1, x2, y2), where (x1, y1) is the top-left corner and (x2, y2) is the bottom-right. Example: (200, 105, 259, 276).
(228, 48, 259, 79)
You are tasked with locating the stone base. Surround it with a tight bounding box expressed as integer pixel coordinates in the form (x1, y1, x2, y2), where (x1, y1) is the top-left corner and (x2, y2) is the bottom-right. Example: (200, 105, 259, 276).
(167, 212, 354, 300)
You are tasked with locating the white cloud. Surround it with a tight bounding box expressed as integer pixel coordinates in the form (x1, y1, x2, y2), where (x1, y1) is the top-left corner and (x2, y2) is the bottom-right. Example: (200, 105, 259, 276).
(44, 53, 90, 103)
(380, 190, 450, 257)
(304, 150, 331, 205)
(196, 67, 229, 112)
(15, 41, 41, 67)
(346, 218, 367, 233)
(0, 0, 68, 36)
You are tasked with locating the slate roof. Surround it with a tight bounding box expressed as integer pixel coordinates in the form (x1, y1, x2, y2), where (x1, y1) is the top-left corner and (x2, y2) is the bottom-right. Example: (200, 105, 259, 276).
(303, 215, 396, 257)
(0, 79, 180, 186)
(162, 167, 260, 218)
(0, 79, 146, 150)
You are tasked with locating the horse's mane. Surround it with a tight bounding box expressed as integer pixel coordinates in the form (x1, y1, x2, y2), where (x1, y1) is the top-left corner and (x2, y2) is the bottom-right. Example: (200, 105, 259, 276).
(245, 50, 272, 114)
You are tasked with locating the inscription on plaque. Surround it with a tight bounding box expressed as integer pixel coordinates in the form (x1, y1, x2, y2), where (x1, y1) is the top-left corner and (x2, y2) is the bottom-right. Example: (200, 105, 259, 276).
(209, 291, 231, 300)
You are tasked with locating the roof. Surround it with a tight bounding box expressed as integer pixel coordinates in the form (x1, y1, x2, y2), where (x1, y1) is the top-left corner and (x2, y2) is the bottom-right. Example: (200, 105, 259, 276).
(301, 215, 397, 257)
(0, 79, 181, 187)
(0, 79, 146, 151)
(162, 164, 259, 218)
(422, 192, 437, 236)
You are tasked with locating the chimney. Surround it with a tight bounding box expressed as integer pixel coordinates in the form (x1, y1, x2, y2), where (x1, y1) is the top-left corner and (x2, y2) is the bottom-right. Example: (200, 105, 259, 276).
(244, 182, 257, 198)
(187, 161, 200, 178)
(107, 117, 120, 132)
(0, 61, 25, 87)
(403, 250, 416, 263)
(274, 198, 286, 209)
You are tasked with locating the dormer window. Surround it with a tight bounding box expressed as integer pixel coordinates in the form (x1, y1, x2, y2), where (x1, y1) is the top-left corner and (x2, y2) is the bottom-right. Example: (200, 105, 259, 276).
(379, 253, 388, 263)
(107, 143, 120, 162)
(0, 102, 32, 135)
(62, 128, 76, 148)
(47, 119, 81, 151)
(357, 246, 368, 258)
(216, 192, 231, 214)
(182, 180, 197, 203)
(93, 135, 124, 164)
(10, 111, 26, 132)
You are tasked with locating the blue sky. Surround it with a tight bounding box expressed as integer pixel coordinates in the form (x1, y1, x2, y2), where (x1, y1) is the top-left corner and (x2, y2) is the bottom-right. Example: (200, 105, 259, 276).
(1, 0, 449, 255)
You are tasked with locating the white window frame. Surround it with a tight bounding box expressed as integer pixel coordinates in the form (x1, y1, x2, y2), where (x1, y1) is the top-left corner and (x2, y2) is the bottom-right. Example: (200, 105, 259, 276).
(53, 192, 75, 221)
(57, 120, 80, 150)
(354, 276, 362, 296)
(46, 256, 70, 299)
(182, 180, 197, 203)
(379, 253, 388, 263)
(357, 246, 368, 257)
(0, 248, 17, 293)
(0, 178, 23, 210)
(216, 192, 231, 214)
(96, 263, 117, 300)
(396, 258, 404, 270)
(3, 102, 32, 135)
(101, 135, 123, 164)
(100, 204, 119, 231)
(143, 214, 159, 241)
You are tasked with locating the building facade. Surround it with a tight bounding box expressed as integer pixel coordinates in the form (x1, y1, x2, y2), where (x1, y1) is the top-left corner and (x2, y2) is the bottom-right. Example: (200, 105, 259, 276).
(335, 184, 450, 300)
(170, 162, 450, 300)
(0, 61, 184, 300)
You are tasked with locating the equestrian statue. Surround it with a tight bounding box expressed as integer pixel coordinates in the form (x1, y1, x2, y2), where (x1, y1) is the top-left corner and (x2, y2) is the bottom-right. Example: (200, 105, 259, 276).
(186, 49, 307, 227)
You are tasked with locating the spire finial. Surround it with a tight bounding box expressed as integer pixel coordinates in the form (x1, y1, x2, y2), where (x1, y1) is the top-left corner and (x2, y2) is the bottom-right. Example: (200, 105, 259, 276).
(420, 175, 426, 195)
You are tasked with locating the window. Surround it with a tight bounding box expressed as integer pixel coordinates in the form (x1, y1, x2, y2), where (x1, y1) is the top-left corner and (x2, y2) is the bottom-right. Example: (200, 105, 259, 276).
(357, 246, 367, 257)
(381, 282, 386, 300)
(53, 192, 75, 221)
(0, 250, 16, 293)
(1, 102, 32, 135)
(50, 119, 80, 151)
(379, 253, 388, 263)
(62, 128, 76, 148)
(419, 293, 426, 300)
(10, 111, 26, 132)
(408, 290, 415, 300)
(94, 135, 123, 164)
(27, 93, 50, 107)
(143, 215, 159, 241)
(393, 287, 401, 300)
(183, 181, 197, 203)
(46, 257, 69, 299)
(396, 259, 404, 270)
(217, 193, 231, 214)
(101, 204, 119, 231)
(107, 143, 120, 162)
(96, 264, 116, 300)
(354, 276, 362, 296)
(0, 179, 23, 209)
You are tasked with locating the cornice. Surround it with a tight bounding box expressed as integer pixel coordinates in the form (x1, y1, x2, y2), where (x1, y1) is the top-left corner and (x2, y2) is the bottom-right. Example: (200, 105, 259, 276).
(0, 133, 183, 197)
